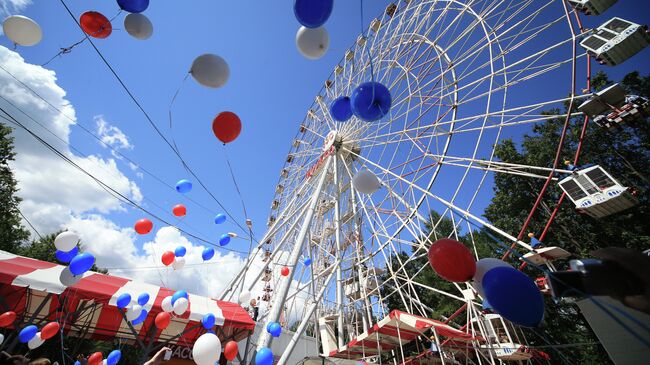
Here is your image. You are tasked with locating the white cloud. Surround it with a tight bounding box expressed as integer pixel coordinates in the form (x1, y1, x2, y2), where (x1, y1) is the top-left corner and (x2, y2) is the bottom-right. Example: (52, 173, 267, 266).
(0, 0, 31, 20)
(95, 115, 132, 151)
(0, 45, 141, 234)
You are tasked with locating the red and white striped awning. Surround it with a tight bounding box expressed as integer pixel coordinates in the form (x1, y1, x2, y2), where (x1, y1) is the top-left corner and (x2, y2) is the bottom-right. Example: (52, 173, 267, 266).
(0, 250, 254, 344)
(330, 310, 478, 360)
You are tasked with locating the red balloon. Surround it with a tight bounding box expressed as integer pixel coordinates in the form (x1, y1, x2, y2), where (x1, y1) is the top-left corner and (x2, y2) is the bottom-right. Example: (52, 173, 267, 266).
(134, 218, 153, 235)
(155, 312, 171, 329)
(172, 204, 187, 217)
(224, 341, 239, 361)
(281, 266, 290, 276)
(212, 111, 242, 144)
(87, 352, 103, 365)
(0, 311, 16, 327)
(427, 239, 476, 282)
(41, 321, 60, 340)
(80, 11, 112, 39)
(161, 251, 175, 266)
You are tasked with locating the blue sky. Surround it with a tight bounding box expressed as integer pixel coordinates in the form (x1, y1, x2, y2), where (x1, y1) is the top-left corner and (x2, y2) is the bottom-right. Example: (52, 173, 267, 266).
(1, 0, 649, 280)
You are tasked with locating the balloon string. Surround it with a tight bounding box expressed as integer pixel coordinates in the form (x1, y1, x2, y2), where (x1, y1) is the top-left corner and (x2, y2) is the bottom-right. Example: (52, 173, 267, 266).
(168, 73, 191, 174)
(222, 145, 249, 220)
(41, 37, 87, 67)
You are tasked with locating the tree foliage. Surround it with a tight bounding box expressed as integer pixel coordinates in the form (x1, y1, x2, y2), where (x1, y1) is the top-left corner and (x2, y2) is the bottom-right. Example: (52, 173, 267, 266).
(0, 123, 30, 252)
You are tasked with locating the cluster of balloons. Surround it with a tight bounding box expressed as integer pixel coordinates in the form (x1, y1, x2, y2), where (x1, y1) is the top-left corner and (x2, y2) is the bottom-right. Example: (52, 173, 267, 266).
(80, 0, 152, 41)
(55, 231, 96, 276)
(17, 321, 60, 350)
(161, 290, 190, 316)
(161, 248, 186, 270)
(116, 291, 151, 325)
(427, 239, 544, 327)
(266, 322, 282, 337)
(352, 169, 381, 194)
(294, 0, 332, 60)
(331, 82, 392, 122)
(73, 349, 121, 365)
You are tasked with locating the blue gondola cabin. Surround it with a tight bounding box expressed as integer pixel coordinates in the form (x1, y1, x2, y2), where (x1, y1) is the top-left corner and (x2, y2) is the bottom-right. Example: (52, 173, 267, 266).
(558, 165, 637, 218)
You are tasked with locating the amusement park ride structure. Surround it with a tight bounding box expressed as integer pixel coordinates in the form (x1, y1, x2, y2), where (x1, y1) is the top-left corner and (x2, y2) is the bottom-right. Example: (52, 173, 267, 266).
(217, 0, 650, 364)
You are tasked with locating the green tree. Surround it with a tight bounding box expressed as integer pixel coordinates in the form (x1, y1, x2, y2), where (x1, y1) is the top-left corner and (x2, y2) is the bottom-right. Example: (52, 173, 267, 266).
(0, 123, 29, 252)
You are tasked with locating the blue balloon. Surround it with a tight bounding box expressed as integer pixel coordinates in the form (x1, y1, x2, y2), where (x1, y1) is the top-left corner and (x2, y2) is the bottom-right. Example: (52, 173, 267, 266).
(219, 234, 231, 246)
(116, 293, 132, 309)
(202, 247, 215, 261)
(350, 82, 392, 122)
(107, 349, 122, 365)
(171, 290, 188, 305)
(255, 347, 274, 365)
(18, 325, 38, 343)
(74, 362, 81, 365)
(174, 246, 186, 258)
(137, 292, 150, 306)
(55, 246, 79, 263)
(69, 252, 95, 276)
(214, 213, 227, 224)
(267, 322, 282, 337)
(131, 309, 148, 325)
(482, 267, 544, 327)
(304, 257, 312, 266)
(117, 0, 149, 13)
(201, 313, 216, 329)
(330, 96, 353, 122)
(175, 179, 192, 194)
(482, 298, 493, 311)
(294, 0, 333, 28)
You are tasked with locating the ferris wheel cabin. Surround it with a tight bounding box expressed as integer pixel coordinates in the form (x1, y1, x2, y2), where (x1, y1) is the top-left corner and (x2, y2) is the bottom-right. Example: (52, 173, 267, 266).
(557, 165, 637, 218)
(568, 0, 617, 16)
(578, 83, 650, 128)
(579, 17, 650, 66)
(472, 314, 535, 361)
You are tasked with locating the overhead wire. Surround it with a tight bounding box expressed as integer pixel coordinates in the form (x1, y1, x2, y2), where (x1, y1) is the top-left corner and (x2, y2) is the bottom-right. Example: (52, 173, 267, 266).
(57, 0, 253, 239)
(0, 63, 235, 236)
(0, 105, 249, 255)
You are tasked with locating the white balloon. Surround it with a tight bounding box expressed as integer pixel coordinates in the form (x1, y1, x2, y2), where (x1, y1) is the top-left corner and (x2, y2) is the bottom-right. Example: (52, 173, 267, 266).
(353, 169, 381, 194)
(296, 26, 329, 60)
(172, 256, 186, 270)
(59, 267, 82, 287)
(238, 290, 251, 305)
(54, 231, 79, 252)
(124, 13, 153, 40)
(472, 258, 511, 297)
(190, 54, 230, 88)
(27, 332, 44, 350)
(161, 296, 174, 312)
(192, 332, 222, 365)
(126, 304, 143, 321)
(0, 333, 4, 345)
(102, 360, 108, 365)
(173, 297, 189, 315)
(2, 15, 42, 46)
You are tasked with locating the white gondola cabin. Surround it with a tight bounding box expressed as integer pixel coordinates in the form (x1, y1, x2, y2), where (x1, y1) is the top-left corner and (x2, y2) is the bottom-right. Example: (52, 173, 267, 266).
(568, 0, 617, 16)
(473, 314, 533, 361)
(558, 165, 637, 218)
(578, 83, 650, 128)
(579, 17, 650, 66)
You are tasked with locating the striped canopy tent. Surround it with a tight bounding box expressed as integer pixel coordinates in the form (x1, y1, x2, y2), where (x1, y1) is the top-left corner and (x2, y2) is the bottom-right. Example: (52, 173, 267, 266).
(330, 310, 480, 361)
(0, 250, 254, 353)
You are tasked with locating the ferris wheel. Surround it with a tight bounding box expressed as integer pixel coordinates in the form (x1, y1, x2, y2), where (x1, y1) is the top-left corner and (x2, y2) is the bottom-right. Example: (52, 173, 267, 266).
(220, 0, 646, 364)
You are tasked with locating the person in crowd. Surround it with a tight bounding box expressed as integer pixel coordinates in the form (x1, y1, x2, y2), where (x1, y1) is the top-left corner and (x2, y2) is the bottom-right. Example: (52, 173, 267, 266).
(249, 298, 259, 321)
